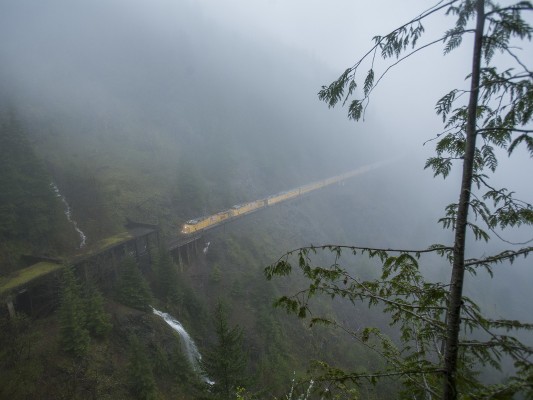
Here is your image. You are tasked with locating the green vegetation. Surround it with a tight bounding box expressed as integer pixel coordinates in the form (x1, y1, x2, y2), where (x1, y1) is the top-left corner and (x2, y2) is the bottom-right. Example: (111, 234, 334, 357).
(0, 261, 63, 295)
(0, 111, 77, 273)
(0, 171, 451, 399)
(268, 1, 533, 399)
(0, 313, 42, 399)
(58, 267, 90, 358)
(83, 281, 112, 338)
(154, 244, 180, 306)
(2, 1, 531, 398)
(0, 262, 215, 399)
(203, 302, 249, 399)
(59, 266, 111, 357)
(128, 335, 158, 400)
(117, 256, 153, 311)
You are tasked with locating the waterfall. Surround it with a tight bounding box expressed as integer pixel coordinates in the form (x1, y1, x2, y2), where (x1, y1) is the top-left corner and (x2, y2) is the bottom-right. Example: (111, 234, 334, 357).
(152, 308, 213, 384)
(50, 182, 87, 248)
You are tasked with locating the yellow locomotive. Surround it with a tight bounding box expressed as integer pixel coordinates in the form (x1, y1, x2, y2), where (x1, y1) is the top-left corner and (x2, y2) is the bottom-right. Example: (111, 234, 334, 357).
(180, 199, 269, 234)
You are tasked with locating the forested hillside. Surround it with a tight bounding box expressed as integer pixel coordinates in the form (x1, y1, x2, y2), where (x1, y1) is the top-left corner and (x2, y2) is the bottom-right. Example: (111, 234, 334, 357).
(0, 1, 397, 398)
(0, 109, 78, 272)
(0, 0, 380, 246)
(1, 0, 531, 399)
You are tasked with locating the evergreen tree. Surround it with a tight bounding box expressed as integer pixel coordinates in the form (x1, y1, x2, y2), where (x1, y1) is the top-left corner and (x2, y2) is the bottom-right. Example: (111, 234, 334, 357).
(203, 302, 248, 400)
(154, 245, 180, 304)
(83, 281, 112, 338)
(58, 266, 90, 358)
(117, 256, 153, 312)
(267, 1, 533, 399)
(127, 335, 158, 400)
(0, 313, 41, 400)
(0, 312, 33, 368)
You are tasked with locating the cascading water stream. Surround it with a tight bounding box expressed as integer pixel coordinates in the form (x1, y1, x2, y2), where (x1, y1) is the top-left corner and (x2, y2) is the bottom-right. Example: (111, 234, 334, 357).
(152, 308, 213, 384)
(50, 182, 87, 248)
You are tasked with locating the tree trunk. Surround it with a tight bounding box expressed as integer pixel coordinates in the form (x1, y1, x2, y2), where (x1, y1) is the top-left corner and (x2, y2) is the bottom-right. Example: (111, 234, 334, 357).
(443, 1, 485, 399)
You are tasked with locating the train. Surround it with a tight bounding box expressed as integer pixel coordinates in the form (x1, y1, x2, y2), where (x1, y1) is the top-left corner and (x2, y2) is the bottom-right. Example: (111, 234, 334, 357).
(180, 161, 390, 235)
(180, 178, 334, 234)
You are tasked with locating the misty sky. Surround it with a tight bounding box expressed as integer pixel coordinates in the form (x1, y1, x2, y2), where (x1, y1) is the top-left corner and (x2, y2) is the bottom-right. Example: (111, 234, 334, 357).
(0, 0, 483, 141)
(189, 0, 476, 161)
(195, 0, 442, 70)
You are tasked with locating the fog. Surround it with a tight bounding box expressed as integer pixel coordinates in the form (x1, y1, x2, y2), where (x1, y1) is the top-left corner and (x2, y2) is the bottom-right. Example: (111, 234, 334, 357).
(0, 0, 462, 168)
(1, 0, 531, 345)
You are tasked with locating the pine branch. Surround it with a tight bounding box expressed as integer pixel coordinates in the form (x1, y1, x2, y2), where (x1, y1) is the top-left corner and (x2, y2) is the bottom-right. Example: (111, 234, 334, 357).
(485, 4, 533, 17)
(275, 244, 453, 259)
(319, 0, 461, 113)
(310, 359, 443, 398)
(477, 127, 533, 133)
(464, 246, 533, 267)
(461, 307, 533, 365)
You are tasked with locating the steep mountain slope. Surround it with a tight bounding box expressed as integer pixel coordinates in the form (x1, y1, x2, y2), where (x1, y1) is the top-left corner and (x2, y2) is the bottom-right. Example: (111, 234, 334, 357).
(0, 0, 379, 250)
(4, 1, 530, 398)
(0, 109, 78, 272)
(0, 1, 398, 397)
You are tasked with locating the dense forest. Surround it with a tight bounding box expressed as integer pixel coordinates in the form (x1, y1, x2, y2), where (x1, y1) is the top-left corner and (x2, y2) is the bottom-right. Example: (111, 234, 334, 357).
(1, 0, 531, 399)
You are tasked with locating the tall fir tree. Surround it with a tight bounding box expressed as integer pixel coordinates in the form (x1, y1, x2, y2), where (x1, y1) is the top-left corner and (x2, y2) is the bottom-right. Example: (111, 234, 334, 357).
(154, 245, 180, 305)
(202, 302, 248, 400)
(127, 335, 158, 400)
(58, 266, 90, 358)
(0, 313, 41, 399)
(83, 281, 112, 338)
(116, 256, 153, 312)
(267, 0, 533, 398)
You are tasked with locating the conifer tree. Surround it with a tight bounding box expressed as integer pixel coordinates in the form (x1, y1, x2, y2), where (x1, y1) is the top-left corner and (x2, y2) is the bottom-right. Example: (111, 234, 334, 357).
(202, 302, 248, 400)
(117, 256, 153, 312)
(83, 281, 112, 338)
(0, 312, 33, 368)
(154, 244, 180, 304)
(267, 1, 533, 398)
(0, 313, 41, 400)
(127, 335, 158, 400)
(58, 266, 90, 358)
